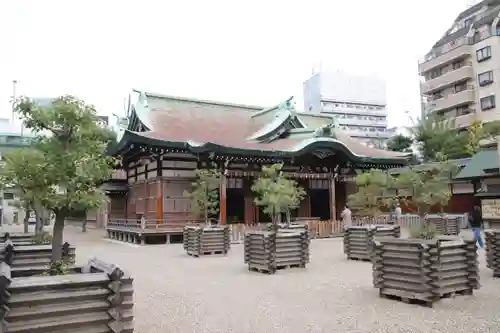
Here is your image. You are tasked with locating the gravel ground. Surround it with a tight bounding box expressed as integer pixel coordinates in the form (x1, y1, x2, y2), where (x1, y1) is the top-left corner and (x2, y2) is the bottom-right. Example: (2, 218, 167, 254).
(4, 224, 500, 333)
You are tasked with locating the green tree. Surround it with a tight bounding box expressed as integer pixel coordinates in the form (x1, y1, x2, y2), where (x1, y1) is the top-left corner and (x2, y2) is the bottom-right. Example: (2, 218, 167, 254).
(348, 169, 396, 217)
(0, 148, 47, 233)
(465, 119, 500, 155)
(386, 134, 413, 152)
(465, 120, 483, 156)
(8, 95, 115, 262)
(412, 114, 469, 162)
(393, 162, 455, 216)
(251, 163, 305, 226)
(185, 167, 220, 223)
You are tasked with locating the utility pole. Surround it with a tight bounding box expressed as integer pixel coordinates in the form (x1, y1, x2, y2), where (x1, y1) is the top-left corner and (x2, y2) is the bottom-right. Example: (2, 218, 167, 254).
(11, 80, 17, 124)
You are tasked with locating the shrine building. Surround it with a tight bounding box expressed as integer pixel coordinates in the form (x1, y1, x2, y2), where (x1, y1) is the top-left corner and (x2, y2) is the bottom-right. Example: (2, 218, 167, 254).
(105, 90, 409, 229)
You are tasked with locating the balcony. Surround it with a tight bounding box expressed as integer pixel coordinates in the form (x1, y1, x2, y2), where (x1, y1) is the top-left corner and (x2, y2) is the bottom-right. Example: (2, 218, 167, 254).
(421, 64, 473, 94)
(454, 111, 500, 128)
(428, 88, 475, 113)
(419, 41, 472, 74)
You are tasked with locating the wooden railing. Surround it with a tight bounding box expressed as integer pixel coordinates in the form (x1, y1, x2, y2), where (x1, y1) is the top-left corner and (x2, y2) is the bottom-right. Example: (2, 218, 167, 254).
(107, 218, 204, 233)
(109, 212, 469, 239)
(228, 213, 469, 243)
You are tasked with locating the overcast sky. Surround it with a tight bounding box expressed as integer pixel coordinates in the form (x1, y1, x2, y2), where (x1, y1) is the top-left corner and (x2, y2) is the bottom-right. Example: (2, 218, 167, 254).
(0, 0, 470, 128)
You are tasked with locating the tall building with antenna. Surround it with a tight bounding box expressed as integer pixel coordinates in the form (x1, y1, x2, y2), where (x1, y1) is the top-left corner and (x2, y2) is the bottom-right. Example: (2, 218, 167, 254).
(302, 70, 390, 147)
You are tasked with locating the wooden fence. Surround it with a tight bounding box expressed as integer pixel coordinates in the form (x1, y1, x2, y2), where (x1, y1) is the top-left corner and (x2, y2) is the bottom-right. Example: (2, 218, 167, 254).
(1, 258, 133, 333)
(229, 213, 469, 243)
(107, 218, 204, 233)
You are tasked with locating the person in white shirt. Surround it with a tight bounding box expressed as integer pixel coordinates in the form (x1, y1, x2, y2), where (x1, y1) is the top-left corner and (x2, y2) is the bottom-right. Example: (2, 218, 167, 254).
(394, 204, 402, 222)
(341, 205, 352, 227)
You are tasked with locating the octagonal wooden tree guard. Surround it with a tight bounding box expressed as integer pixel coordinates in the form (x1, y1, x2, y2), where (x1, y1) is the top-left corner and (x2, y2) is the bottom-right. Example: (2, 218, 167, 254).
(485, 230, 500, 277)
(0, 233, 36, 246)
(183, 225, 230, 257)
(426, 216, 461, 235)
(1, 242, 76, 277)
(372, 236, 479, 307)
(0, 257, 134, 333)
(244, 229, 310, 274)
(343, 225, 401, 261)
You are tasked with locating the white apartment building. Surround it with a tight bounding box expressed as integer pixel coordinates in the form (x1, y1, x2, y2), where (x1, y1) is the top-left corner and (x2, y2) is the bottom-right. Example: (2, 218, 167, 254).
(303, 71, 391, 147)
(419, 0, 500, 128)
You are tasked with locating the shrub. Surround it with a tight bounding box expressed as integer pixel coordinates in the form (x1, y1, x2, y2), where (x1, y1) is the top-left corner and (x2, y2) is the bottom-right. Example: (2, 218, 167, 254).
(32, 231, 52, 245)
(409, 223, 436, 240)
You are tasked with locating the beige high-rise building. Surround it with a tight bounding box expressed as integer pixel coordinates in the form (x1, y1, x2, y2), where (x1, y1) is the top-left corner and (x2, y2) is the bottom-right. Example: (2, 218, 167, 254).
(419, 0, 500, 128)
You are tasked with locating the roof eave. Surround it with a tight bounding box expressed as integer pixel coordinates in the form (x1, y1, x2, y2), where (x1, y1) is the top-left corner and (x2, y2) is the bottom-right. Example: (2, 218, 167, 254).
(118, 132, 409, 165)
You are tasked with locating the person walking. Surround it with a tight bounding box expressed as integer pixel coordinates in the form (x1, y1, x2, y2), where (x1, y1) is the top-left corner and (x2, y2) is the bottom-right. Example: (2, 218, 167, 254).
(394, 203, 402, 223)
(341, 205, 352, 228)
(470, 205, 484, 249)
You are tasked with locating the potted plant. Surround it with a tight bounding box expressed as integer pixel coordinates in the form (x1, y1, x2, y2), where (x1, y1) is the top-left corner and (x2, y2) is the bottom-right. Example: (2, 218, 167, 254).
(245, 164, 309, 274)
(183, 166, 230, 256)
(345, 169, 401, 260)
(394, 161, 457, 234)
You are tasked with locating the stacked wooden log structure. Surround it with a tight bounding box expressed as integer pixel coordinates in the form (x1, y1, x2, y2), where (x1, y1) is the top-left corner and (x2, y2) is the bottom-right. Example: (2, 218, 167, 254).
(244, 227, 310, 274)
(372, 236, 479, 307)
(0, 233, 36, 246)
(183, 225, 230, 257)
(343, 225, 401, 261)
(0, 257, 134, 333)
(485, 230, 500, 277)
(426, 215, 461, 236)
(1, 242, 75, 277)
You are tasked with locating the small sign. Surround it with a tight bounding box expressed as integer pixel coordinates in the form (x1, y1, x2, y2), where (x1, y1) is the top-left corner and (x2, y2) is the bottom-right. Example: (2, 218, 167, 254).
(481, 199, 500, 219)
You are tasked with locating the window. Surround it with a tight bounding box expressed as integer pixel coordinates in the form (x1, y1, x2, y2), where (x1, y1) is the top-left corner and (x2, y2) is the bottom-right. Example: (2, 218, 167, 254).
(452, 61, 463, 70)
(457, 106, 472, 116)
(429, 68, 442, 79)
(3, 193, 14, 200)
(473, 32, 481, 44)
(480, 95, 496, 111)
(433, 90, 444, 100)
(478, 71, 494, 86)
(454, 82, 467, 93)
(477, 46, 491, 62)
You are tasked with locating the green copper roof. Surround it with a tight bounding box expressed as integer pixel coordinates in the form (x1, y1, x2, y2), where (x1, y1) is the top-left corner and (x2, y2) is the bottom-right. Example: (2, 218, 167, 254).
(455, 149, 498, 179)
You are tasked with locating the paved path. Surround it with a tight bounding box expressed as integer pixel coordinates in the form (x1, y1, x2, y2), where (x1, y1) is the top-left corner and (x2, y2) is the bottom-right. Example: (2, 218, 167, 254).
(4, 225, 500, 333)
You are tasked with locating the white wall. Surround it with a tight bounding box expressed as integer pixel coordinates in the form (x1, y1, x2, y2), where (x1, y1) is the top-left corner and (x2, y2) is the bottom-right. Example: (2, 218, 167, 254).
(318, 71, 387, 106)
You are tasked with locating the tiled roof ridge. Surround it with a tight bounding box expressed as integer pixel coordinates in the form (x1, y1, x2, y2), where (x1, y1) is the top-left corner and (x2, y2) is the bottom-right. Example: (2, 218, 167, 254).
(135, 89, 265, 111)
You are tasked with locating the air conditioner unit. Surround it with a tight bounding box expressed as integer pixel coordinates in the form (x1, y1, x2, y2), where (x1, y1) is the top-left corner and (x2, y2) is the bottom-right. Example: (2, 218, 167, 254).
(478, 180, 488, 192)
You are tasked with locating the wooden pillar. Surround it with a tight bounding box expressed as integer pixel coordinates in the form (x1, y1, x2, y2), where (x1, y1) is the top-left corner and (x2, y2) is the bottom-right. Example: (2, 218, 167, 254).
(244, 179, 254, 225)
(220, 173, 227, 225)
(329, 177, 336, 221)
(155, 155, 163, 224)
(298, 180, 310, 217)
(155, 179, 163, 224)
(306, 193, 311, 217)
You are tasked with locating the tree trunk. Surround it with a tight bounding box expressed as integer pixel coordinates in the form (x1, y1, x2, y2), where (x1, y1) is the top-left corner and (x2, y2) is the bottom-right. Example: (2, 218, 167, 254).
(285, 208, 291, 225)
(51, 213, 66, 262)
(23, 209, 30, 233)
(35, 210, 42, 234)
(81, 212, 88, 232)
